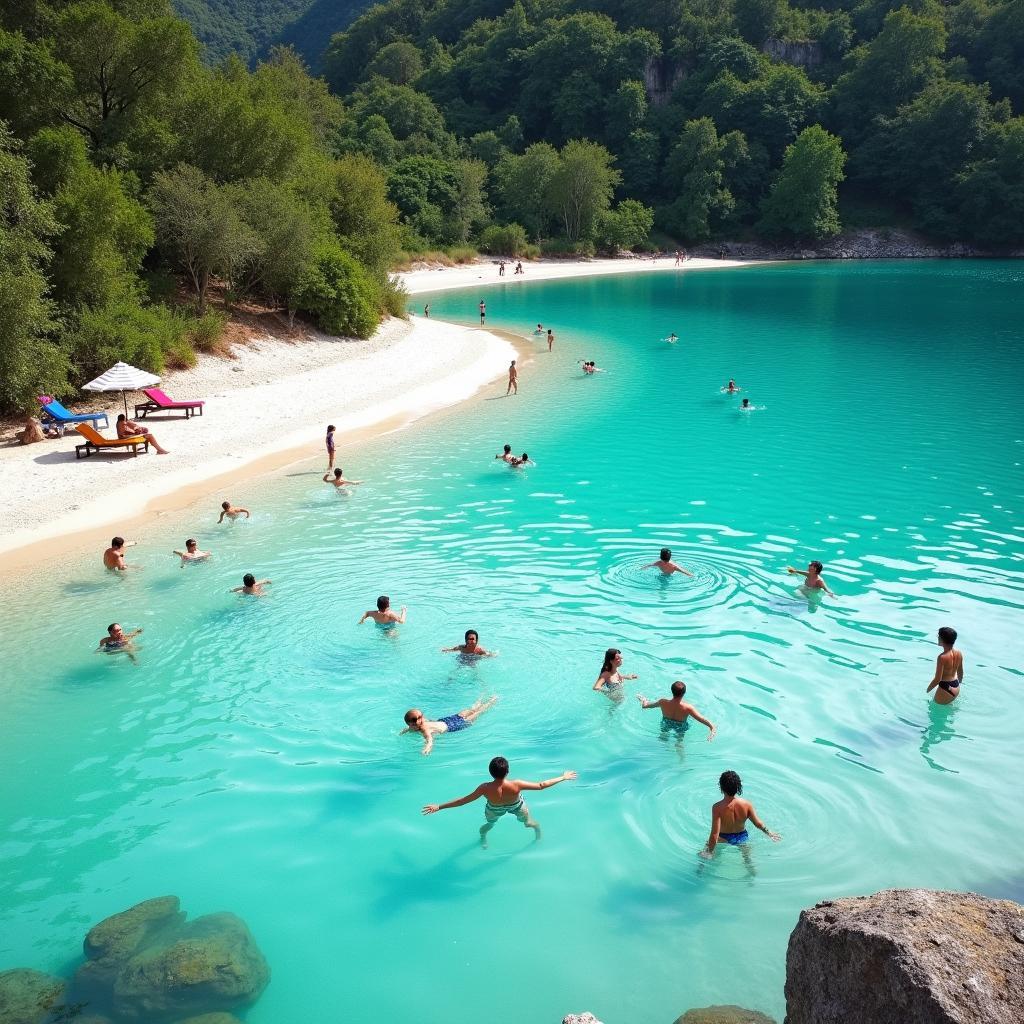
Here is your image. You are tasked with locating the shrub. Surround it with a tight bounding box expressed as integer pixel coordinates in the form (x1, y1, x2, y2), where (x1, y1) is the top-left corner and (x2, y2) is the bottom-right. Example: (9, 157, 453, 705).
(188, 309, 228, 353)
(540, 237, 595, 258)
(294, 242, 379, 338)
(478, 223, 529, 257)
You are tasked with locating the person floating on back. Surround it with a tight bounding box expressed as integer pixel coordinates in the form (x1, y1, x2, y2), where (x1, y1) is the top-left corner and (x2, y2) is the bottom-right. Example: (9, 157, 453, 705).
(927, 625, 963, 704)
(643, 548, 694, 577)
(701, 770, 780, 860)
(103, 536, 138, 571)
(173, 538, 211, 566)
(495, 443, 513, 463)
(232, 573, 270, 596)
(442, 629, 495, 657)
(637, 681, 716, 741)
(787, 560, 835, 598)
(402, 697, 498, 756)
(98, 623, 142, 663)
(359, 595, 407, 626)
(421, 755, 577, 846)
(323, 467, 363, 488)
(218, 501, 250, 523)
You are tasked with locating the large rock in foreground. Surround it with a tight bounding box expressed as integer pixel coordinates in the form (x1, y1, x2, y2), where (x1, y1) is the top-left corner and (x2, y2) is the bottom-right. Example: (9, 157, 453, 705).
(785, 889, 1024, 1024)
(676, 1007, 775, 1024)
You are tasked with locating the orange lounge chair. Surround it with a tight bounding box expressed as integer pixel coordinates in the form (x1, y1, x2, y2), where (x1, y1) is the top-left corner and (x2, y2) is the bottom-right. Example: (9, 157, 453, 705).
(74, 423, 150, 458)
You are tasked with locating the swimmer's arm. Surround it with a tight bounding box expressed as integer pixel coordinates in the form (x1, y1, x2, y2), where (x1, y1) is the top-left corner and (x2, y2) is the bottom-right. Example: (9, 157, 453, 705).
(689, 706, 717, 740)
(322, 473, 332, 482)
(125, 628, 143, 640)
(748, 807, 781, 842)
(423, 785, 485, 813)
(420, 725, 434, 756)
(240, 509, 250, 518)
(593, 675, 607, 691)
(670, 562, 694, 577)
(441, 645, 460, 653)
(786, 567, 808, 578)
(926, 655, 943, 692)
(517, 771, 577, 791)
(358, 612, 370, 624)
(702, 810, 723, 856)
(395, 607, 407, 623)
(641, 562, 659, 570)
(217, 511, 226, 523)
(821, 577, 836, 598)
(636, 696, 661, 710)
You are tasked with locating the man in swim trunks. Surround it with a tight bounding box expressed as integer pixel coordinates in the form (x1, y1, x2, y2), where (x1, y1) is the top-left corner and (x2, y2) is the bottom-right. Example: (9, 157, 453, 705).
(103, 536, 138, 571)
(325, 424, 336, 470)
(359, 595, 407, 625)
(637, 680, 716, 741)
(422, 755, 576, 846)
(701, 770, 780, 860)
(643, 548, 694, 577)
(218, 501, 250, 522)
(402, 697, 498, 756)
(479, 300, 486, 324)
(786, 560, 835, 598)
(507, 360, 518, 395)
(442, 629, 495, 657)
(927, 625, 963, 704)
(173, 538, 211, 565)
(323, 468, 363, 488)
(495, 444, 513, 463)
(232, 573, 271, 595)
(98, 623, 143, 663)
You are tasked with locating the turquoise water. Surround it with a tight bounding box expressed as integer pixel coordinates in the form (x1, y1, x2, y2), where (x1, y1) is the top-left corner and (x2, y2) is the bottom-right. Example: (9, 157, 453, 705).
(2, 261, 1023, 1022)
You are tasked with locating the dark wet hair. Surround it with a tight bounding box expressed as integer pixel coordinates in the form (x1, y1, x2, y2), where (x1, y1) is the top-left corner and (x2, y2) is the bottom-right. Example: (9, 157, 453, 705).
(520, 453, 528, 461)
(671, 681, 686, 697)
(660, 548, 671, 561)
(112, 536, 124, 548)
(117, 413, 126, 422)
(243, 573, 256, 587)
(186, 538, 196, 547)
(377, 595, 390, 611)
(327, 424, 335, 432)
(503, 444, 511, 454)
(810, 560, 823, 573)
(404, 709, 423, 725)
(334, 468, 342, 478)
(938, 626, 958, 645)
(601, 648, 621, 673)
(107, 623, 119, 634)
(465, 629, 479, 643)
(489, 756, 509, 779)
(741, 398, 749, 406)
(720, 770, 742, 797)
(221, 501, 230, 510)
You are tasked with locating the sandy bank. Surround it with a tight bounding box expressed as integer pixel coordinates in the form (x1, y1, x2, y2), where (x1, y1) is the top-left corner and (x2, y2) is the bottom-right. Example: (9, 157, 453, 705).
(400, 255, 753, 295)
(0, 316, 515, 568)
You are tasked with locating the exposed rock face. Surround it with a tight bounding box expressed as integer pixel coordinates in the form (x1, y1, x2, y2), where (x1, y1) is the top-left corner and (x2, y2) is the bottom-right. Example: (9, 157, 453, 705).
(785, 889, 1024, 1024)
(763, 39, 823, 68)
(0, 969, 65, 1024)
(643, 57, 685, 106)
(676, 1006, 776, 1023)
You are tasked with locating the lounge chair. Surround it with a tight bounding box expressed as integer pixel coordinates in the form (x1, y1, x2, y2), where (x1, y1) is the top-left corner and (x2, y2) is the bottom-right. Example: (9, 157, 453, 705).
(38, 396, 109, 430)
(134, 387, 205, 419)
(74, 423, 150, 458)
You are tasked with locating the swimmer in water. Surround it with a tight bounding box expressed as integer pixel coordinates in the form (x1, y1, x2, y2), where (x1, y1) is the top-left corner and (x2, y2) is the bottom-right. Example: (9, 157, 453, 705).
(103, 536, 138, 571)
(359, 595, 407, 626)
(97, 622, 143, 663)
(740, 398, 751, 409)
(534, 323, 544, 335)
(495, 444, 513, 463)
(725, 379, 739, 393)
(787, 560, 836, 598)
(323, 468, 363, 488)
(593, 647, 638, 697)
(643, 548, 694, 577)
(422, 755, 577, 847)
(637, 681, 716, 741)
(701, 770, 780, 862)
(442, 629, 495, 657)
(402, 697, 498, 756)
(232, 573, 271, 596)
(667, 333, 678, 343)
(510, 452, 532, 467)
(927, 625, 963, 705)
(173, 538, 210, 565)
(217, 501, 250, 523)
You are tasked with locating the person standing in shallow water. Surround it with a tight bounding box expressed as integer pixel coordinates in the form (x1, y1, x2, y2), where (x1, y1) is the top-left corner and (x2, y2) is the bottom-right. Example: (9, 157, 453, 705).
(643, 548, 693, 577)
(927, 626, 963, 704)
(422, 755, 577, 846)
(547, 329, 554, 352)
(701, 770, 780, 867)
(479, 300, 486, 324)
(507, 360, 518, 395)
(637, 681, 716, 741)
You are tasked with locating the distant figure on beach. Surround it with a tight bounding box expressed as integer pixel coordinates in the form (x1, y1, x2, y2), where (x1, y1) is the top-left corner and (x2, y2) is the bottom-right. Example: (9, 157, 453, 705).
(323, 468, 362, 488)
(218, 501, 250, 523)
(116, 414, 168, 454)
(479, 300, 486, 324)
(787, 560, 835, 598)
(402, 697, 498, 756)
(510, 452, 532, 468)
(359, 595, 407, 626)
(424, 304, 430, 318)
(701, 770, 780, 860)
(173, 538, 210, 565)
(927, 626, 963, 704)
(638, 681, 716, 741)
(98, 623, 142, 662)
(594, 647, 638, 697)
(422, 755, 576, 847)
(103, 536, 137, 571)
(674, 250, 681, 266)
(499, 261, 505, 277)
(547, 329, 554, 352)
(507, 360, 518, 395)
(325, 424, 336, 469)
(643, 548, 693, 577)
(725, 379, 739, 393)
(515, 261, 523, 275)
(681, 248, 687, 261)
(442, 629, 495, 657)
(495, 443, 513, 462)
(232, 573, 270, 595)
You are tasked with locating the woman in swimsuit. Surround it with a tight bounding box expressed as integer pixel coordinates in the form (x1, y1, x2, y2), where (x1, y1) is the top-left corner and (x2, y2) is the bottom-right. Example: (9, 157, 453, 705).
(593, 648, 637, 697)
(927, 625, 963, 705)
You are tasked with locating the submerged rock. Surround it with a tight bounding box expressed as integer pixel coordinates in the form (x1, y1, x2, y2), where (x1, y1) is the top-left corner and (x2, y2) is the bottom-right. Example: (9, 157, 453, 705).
(172, 1015, 243, 1024)
(0, 969, 65, 1024)
(675, 1006, 776, 1024)
(785, 888, 1024, 1023)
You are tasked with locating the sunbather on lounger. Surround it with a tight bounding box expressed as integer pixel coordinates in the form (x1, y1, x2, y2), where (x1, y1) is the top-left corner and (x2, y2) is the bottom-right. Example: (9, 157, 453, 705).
(116, 414, 169, 454)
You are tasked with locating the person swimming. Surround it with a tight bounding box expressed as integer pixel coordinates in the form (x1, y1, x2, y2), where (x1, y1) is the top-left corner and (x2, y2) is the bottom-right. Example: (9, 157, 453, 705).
(173, 538, 210, 565)
(359, 595, 407, 626)
(323, 468, 363, 488)
(217, 501, 250, 522)
(442, 629, 495, 657)
(510, 452, 532, 467)
(666, 333, 678, 343)
(637, 680, 716, 740)
(593, 647, 637, 697)
(642, 548, 694, 577)
(701, 770, 780, 859)
(495, 444, 513, 463)
(927, 625, 963, 704)
(725, 379, 740, 393)
(402, 697, 498, 755)
(231, 573, 271, 596)
(740, 398, 751, 409)
(533, 324, 544, 334)
(786, 560, 836, 598)
(97, 622, 143, 663)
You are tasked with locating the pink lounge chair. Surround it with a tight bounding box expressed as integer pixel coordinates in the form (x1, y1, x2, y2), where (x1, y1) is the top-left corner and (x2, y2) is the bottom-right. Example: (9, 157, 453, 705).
(134, 387, 205, 419)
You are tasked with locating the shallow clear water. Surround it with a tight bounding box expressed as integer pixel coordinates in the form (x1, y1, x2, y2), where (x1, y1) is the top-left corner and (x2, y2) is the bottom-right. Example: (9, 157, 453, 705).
(2, 261, 1023, 1022)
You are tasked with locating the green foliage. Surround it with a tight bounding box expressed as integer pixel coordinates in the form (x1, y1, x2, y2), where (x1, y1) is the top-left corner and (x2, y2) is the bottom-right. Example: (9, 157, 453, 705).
(759, 124, 847, 239)
(596, 198, 655, 251)
(548, 139, 621, 242)
(479, 223, 530, 256)
(294, 241, 379, 337)
(368, 40, 424, 85)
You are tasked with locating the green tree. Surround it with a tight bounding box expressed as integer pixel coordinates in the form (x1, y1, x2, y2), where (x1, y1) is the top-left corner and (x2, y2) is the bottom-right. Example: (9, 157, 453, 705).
(958, 116, 1024, 245)
(494, 142, 561, 240)
(293, 241, 379, 337)
(596, 198, 654, 251)
(733, 0, 786, 47)
(326, 155, 403, 274)
(759, 124, 847, 239)
(367, 40, 424, 85)
(547, 139, 621, 242)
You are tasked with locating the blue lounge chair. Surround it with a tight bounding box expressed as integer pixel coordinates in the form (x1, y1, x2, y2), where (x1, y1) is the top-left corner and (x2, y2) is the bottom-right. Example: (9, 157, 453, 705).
(38, 396, 109, 430)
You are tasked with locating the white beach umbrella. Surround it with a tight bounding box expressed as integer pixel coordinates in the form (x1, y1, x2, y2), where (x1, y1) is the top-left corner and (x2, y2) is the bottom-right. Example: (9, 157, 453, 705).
(82, 361, 161, 417)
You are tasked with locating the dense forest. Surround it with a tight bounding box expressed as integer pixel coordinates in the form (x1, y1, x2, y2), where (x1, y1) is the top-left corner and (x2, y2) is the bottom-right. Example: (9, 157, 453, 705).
(2, 0, 1022, 414)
